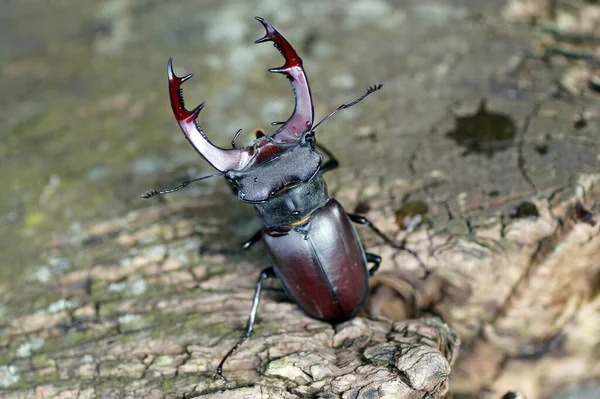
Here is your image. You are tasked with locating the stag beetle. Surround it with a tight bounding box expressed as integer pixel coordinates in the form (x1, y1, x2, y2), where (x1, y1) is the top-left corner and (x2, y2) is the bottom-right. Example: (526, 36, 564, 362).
(142, 16, 428, 381)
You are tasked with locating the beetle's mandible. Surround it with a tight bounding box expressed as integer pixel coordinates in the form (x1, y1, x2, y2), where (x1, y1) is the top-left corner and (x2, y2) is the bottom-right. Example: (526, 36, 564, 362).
(142, 16, 428, 381)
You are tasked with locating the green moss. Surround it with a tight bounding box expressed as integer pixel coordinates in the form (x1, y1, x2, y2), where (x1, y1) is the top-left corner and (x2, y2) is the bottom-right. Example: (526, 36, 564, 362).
(96, 299, 122, 318)
(148, 313, 221, 338)
(0, 350, 14, 366)
(181, 314, 208, 330)
(13, 367, 58, 389)
(266, 356, 291, 369)
(119, 314, 154, 333)
(117, 329, 149, 344)
(160, 378, 175, 390)
(153, 356, 174, 367)
(31, 354, 55, 369)
(205, 265, 227, 278)
(246, 343, 265, 357)
(24, 211, 46, 228)
(369, 358, 392, 367)
(39, 326, 118, 354)
(201, 322, 231, 336)
(32, 295, 63, 311)
(94, 379, 128, 393)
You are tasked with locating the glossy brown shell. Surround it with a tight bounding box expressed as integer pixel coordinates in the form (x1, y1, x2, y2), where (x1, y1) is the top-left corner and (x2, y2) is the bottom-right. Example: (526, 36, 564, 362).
(264, 199, 369, 322)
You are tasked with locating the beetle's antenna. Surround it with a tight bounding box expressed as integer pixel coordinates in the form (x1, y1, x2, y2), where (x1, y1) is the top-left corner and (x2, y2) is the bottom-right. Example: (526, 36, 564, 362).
(312, 84, 383, 131)
(231, 129, 243, 148)
(141, 173, 222, 199)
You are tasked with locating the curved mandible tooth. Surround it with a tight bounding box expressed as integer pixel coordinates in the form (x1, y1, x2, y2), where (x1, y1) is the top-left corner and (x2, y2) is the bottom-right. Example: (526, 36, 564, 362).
(167, 58, 254, 172)
(254, 16, 314, 142)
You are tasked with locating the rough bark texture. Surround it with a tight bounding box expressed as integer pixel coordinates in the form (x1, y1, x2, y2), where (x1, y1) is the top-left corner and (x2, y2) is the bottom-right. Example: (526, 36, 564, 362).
(1, 0, 599, 398)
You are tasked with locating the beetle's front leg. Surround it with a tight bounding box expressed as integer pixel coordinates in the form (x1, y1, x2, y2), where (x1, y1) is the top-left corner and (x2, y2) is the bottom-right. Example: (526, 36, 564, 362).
(348, 214, 429, 278)
(315, 142, 339, 174)
(240, 230, 262, 252)
(216, 267, 275, 381)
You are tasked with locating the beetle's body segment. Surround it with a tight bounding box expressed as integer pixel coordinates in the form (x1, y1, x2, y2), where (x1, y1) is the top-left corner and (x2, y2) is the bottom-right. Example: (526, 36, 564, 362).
(264, 198, 369, 322)
(253, 173, 329, 227)
(143, 16, 421, 381)
(225, 132, 323, 203)
(230, 134, 371, 321)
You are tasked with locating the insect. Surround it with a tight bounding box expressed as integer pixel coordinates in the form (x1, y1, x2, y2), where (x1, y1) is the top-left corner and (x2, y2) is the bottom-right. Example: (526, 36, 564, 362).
(142, 16, 428, 381)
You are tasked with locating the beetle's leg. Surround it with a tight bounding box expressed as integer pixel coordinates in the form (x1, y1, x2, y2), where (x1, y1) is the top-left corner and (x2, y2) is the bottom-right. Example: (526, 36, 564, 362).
(365, 253, 382, 276)
(216, 267, 276, 381)
(240, 230, 263, 252)
(348, 214, 430, 278)
(231, 129, 243, 148)
(320, 160, 339, 174)
(316, 142, 339, 174)
(231, 128, 266, 149)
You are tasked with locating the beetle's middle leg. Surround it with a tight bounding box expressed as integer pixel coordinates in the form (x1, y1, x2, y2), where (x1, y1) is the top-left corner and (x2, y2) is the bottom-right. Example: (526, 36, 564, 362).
(348, 213, 429, 278)
(366, 253, 382, 276)
(216, 266, 276, 381)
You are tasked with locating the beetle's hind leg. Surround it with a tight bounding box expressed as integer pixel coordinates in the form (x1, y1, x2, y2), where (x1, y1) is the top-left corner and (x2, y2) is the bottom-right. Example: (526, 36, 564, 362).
(348, 214, 430, 278)
(216, 267, 275, 381)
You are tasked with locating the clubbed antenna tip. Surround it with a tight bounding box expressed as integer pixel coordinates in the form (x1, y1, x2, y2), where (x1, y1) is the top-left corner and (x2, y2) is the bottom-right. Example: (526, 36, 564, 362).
(140, 173, 222, 199)
(368, 83, 383, 93)
(311, 83, 384, 131)
(141, 189, 159, 199)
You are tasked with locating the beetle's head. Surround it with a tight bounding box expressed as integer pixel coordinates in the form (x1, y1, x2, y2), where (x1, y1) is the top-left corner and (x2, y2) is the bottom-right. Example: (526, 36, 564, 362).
(224, 130, 321, 203)
(167, 16, 319, 203)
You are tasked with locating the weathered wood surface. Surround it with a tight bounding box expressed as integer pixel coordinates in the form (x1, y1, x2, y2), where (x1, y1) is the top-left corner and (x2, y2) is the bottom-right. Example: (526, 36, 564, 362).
(1, 0, 599, 398)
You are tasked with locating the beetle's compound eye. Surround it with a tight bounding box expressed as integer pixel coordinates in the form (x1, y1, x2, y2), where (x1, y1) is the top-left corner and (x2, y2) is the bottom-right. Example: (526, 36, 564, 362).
(254, 128, 266, 139)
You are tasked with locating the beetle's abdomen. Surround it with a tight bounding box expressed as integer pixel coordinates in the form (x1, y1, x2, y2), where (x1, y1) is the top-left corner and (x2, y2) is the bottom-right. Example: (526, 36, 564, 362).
(263, 199, 369, 322)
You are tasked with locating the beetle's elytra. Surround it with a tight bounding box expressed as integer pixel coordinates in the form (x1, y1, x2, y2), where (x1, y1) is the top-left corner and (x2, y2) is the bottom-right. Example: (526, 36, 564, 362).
(142, 16, 427, 381)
